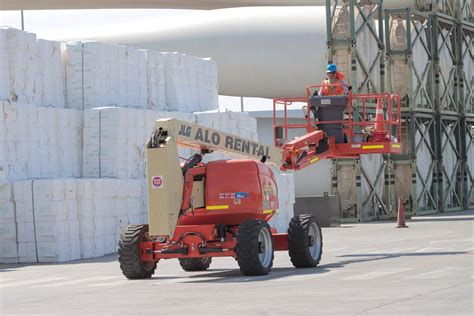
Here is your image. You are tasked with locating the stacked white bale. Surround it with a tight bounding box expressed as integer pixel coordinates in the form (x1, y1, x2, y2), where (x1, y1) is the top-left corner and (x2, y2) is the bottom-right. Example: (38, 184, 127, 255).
(83, 107, 196, 178)
(0, 101, 82, 181)
(0, 182, 18, 263)
(65, 41, 147, 110)
(38, 106, 83, 178)
(197, 57, 219, 111)
(268, 170, 295, 233)
(125, 47, 148, 108)
(13, 181, 36, 263)
(37, 39, 65, 108)
(0, 102, 38, 180)
(146, 51, 167, 111)
(77, 179, 146, 258)
(2, 28, 41, 104)
(164, 52, 219, 112)
(32, 179, 81, 262)
(0, 29, 9, 100)
(0, 178, 148, 263)
(195, 111, 259, 161)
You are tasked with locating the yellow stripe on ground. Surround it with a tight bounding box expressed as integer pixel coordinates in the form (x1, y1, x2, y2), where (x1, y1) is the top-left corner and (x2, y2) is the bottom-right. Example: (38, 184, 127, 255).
(310, 157, 319, 164)
(206, 205, 229, 210)
(263, 209, 274, 214)
(362, 145, 384, 150)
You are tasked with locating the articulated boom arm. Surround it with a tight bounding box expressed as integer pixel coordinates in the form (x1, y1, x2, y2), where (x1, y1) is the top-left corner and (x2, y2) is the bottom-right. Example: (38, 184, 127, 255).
(149, 118, 325, 171)
(280, 130, 327, 171)
(149, 118, 282, 165)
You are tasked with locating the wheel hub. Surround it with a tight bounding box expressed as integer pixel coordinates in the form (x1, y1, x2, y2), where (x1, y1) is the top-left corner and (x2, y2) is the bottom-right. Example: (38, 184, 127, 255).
(258, 241, 265, 253)
(308, 235, 315, 247)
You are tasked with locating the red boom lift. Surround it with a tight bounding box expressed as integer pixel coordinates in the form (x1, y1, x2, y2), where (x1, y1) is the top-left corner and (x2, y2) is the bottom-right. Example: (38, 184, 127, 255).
(118, 85, 402, 279)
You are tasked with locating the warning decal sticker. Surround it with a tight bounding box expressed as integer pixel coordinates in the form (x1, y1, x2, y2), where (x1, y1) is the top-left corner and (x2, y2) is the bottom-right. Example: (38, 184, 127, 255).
(152, 176, 164, 189)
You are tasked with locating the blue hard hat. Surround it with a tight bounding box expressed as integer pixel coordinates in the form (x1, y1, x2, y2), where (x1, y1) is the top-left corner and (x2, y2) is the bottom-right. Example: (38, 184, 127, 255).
(326, 64, 337, 73)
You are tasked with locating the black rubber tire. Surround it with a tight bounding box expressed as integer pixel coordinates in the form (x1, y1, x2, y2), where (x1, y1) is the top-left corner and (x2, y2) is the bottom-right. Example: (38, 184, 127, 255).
(236, 220, 274, 276)
(178, 257, 212, 271)
(288, 214, 323, 268)
(118, 224, 157, 279)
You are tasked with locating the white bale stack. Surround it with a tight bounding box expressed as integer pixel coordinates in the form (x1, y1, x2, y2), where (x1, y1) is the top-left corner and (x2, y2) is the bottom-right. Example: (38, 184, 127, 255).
(0, 182, 18, 263)
(37, 39, 65, 108)
(197, 57, 219, 111)
(76, 179, 146, 259)
(13, 181, 36, 263)
(146, 51, 166, 111)
(195, 111, 259, 161)
(83, 107, 196, 178)
(2, 28, 41, 104)
(65, 42, 147, 110)
(0, 29, 9, 100)
(165, 52, 219, 112)
(0, 101, 82, 181)
(268, 171, 295, 233)
(0, 178, 147, 263)
(31, 179, 81, 262)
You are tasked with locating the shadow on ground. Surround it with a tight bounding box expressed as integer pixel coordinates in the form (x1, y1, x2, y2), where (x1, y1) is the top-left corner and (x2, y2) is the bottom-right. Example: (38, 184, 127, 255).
(0, 253, 118, 272)
(126, 250, 468, 284)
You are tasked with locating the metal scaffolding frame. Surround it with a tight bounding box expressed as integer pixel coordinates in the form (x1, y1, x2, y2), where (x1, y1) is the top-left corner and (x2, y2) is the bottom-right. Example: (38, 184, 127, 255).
(457, 21, 473, 116)
(384, 9, 435, 113)
(432, 14, 458, 115)
(417, 0, 457, 18)
(458, 0, 473, 23)
(326, 1, 472, 221)
(325, 0, 390, 222)
(436, 114, 464, 211)
(332, 157, 388, 222)
(399, 112, 439, 214)
(461, 118, 474, 209)
(325, 0, 385, 93)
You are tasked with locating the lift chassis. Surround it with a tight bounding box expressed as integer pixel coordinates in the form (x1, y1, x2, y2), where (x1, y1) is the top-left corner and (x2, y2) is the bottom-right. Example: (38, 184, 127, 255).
(118, 90, 402, 278)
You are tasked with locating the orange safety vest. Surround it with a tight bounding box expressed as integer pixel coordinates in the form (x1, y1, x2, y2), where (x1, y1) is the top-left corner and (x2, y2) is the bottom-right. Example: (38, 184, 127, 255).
(321, 71, 346, 96)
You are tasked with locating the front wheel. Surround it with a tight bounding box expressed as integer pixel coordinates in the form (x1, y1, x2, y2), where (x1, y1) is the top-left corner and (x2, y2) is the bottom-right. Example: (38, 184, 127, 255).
(118, 224, 157, 279)
(288, 215, 323, 268)
(236, 220, 274, 276)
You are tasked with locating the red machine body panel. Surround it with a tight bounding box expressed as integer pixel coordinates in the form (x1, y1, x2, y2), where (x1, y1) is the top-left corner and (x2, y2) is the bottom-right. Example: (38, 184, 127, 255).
(177, 159, 278, 226)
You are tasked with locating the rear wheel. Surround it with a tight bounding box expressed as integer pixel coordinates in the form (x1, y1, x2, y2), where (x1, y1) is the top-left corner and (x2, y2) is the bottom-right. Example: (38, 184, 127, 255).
(179, 257, 212, 271)
(118, 224, 157, 279)
(288, 215, 323, 268)
(236, 220, 274, 276)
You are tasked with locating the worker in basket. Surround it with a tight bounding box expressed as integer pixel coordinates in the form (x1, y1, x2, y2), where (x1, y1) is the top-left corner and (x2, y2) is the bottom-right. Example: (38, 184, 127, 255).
(319, 63, 349, 96)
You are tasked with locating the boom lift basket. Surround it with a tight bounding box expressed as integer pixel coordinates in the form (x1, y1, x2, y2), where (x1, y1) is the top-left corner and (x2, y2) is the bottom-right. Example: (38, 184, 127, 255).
(273, 84, 402, 164)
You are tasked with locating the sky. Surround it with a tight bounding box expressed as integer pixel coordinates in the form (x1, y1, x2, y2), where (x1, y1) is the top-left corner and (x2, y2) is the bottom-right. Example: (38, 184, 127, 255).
(0, 9, 275, 112)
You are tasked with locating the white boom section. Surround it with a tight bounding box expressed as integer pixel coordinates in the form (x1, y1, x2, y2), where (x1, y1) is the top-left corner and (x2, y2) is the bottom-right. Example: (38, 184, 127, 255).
(152, 118, 282, 165)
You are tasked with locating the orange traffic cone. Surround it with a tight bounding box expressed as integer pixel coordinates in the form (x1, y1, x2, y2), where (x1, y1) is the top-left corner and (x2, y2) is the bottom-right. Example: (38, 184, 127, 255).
(396, 196, 408, 228)
(371, 98, 389, 142)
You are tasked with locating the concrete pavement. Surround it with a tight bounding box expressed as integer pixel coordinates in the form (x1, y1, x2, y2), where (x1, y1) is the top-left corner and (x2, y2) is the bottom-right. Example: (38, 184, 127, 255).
(1, 211, 473, 315)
